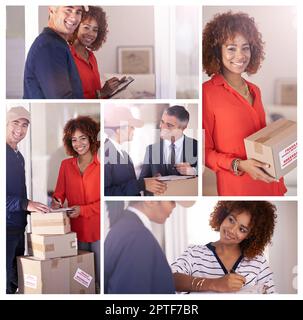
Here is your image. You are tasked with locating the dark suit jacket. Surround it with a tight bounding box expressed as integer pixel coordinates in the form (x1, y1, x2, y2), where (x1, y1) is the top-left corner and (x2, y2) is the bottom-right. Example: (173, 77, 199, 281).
(104, 210, 175, 294)
(104, 139, 145, 196)
(139, 135, 198, 179)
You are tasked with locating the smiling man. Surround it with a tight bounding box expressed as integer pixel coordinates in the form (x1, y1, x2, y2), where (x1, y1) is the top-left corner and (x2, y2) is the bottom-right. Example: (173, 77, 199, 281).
(6, 107, 49, 294)
(23, 6, 84, 98)
(139, 105, 198, 195)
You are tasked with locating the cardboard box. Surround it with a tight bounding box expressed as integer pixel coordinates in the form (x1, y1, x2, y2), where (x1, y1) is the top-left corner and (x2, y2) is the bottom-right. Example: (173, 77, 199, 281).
(17, 256, 70, 294)
(28, 232, 77, 259)
(244, 119, 297, 179)
(31, 211, 71, 235)
(69, 251, 95, 294)
(17, 251, 95, 294)
(145, 176, 198, 196)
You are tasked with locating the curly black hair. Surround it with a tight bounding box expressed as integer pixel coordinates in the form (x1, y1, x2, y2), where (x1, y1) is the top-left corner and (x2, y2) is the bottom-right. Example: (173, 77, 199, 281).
(203, 11, 265, 76)
(209, 201, 277, 259)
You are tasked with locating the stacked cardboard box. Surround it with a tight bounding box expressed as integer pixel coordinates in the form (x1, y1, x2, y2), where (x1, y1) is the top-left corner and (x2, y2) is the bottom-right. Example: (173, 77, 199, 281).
(17, 212, 95, 294)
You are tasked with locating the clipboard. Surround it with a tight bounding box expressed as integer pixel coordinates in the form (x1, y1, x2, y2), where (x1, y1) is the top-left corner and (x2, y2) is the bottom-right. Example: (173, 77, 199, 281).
(107, 76, 135, 98)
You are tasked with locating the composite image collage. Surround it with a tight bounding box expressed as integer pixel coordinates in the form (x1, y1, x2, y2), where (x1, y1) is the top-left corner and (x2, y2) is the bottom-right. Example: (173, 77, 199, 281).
(2, 1, 300, 305)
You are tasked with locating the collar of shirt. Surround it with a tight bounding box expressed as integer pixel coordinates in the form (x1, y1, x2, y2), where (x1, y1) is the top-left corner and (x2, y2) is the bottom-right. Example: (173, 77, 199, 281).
(127, 206, 152, 233)
(163, 134, 184, 163)
(211, 73, 256, 96)
(105, 135, 125, 158)
(70, 45, 93, 63)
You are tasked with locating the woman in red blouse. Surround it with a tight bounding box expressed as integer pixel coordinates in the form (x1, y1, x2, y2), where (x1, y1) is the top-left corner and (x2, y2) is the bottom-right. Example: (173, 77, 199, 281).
(203, 12, 286, 196)
(70, 6, 120, 98)
(51, 116, 100, 290)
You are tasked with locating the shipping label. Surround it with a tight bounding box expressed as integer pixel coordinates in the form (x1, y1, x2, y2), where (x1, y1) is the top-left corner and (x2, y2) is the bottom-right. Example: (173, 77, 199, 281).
(73, 268, 93, 288)
(24, 274, 38, 289)
(279, 141, 297, 169)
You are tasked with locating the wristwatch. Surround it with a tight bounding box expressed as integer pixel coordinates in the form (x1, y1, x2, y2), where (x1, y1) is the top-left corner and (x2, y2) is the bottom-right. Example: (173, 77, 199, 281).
(231, 158, 242, 176)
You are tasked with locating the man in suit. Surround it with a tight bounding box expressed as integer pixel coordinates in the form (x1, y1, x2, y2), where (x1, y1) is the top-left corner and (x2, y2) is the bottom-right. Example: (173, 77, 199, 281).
(104, 201, 176, 294)
(104, 106, 167, 196)
(139, 105, 198, 191)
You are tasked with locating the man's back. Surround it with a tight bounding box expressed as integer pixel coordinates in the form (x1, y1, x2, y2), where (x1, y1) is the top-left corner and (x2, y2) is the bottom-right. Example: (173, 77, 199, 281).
(23, 27, 83, 99)
(104, 211, 175, 294)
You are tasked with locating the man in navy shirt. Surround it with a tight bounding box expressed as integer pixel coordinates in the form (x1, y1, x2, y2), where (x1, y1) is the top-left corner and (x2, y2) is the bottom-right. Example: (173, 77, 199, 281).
(6, 107, 49, 293)
(23, 6, 84, 99)
(104, 201, 176, 294)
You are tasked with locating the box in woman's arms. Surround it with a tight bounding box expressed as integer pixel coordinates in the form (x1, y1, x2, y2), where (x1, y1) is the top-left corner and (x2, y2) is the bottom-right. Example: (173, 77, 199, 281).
(31, 211, 71, 235)
(244, 119, 297, 179)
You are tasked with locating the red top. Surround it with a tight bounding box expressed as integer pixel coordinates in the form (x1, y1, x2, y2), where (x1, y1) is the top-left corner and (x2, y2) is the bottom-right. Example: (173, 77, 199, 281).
(53, 154, 100, 242)
(70, 45, 102, 99)
(203, 74, 287, 196)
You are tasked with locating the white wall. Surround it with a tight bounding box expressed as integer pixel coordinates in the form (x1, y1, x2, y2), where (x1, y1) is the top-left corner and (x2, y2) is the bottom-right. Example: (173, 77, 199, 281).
(203, 6, 297, 105)
(269, 201, 297, 293)
(6, 6, 25, 98)
(98, 6, 154, 74)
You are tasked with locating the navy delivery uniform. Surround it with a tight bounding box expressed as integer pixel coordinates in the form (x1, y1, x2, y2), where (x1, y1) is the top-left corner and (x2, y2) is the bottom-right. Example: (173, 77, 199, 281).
(6, 144, 29, 293)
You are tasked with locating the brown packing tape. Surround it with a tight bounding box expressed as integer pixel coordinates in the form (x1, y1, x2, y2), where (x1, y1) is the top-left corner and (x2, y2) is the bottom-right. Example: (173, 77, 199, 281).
(80, 289, 85, 294)
(253, 121, 295, 154)
(31, 242, 55, 252)
(51, 259, 59, 269)
(32, 220, 66, 227)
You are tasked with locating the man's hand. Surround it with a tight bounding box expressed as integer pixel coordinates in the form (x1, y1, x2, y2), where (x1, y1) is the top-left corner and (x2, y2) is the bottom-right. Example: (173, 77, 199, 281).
(144, 178, 167, 195)
(175, 162, 196, 176)
(27, 200, 49, 213)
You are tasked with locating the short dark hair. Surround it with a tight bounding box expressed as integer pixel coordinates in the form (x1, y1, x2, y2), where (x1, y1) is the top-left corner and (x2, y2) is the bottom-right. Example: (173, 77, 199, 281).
(165, 105, 189, 127)
(63, 116, 100, 157)
(203, 11, 265, 76)
(209, 201, 277, 259)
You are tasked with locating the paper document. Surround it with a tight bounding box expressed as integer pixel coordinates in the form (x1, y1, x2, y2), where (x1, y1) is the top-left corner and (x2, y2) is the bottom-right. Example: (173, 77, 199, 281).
(156, 175, 196, 181)
(49, 207, 75, 213)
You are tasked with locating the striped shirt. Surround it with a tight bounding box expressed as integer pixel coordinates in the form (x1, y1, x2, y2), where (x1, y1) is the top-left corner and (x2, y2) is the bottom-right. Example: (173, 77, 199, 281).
(171, 243, 275, 294)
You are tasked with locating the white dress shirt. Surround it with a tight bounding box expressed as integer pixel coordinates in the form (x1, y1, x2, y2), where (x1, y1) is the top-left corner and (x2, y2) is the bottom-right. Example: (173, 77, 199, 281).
(163, 135, 184, 164)
(127, 206, 152, 233)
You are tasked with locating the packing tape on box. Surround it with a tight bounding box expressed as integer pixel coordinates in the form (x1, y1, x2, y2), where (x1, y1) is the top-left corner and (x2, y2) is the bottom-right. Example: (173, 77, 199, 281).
(254, 121, 295, 154)
(30, 242, 55, 252)
(51, 259, 59, 268)
(31, 219, 68, 227)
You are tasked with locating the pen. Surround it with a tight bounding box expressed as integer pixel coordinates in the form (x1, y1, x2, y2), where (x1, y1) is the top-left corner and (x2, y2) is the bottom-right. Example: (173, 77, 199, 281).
(53, 197, 62, 207)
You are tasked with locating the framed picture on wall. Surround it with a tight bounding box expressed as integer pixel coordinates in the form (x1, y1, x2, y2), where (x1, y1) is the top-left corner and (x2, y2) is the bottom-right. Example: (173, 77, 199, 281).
(117, 46, 154, 74)
(275, 79, 297, 106)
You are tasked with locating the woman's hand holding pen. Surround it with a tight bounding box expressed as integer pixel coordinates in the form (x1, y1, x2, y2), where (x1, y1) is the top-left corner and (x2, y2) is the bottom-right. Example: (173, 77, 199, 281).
(51, 197, 62, 209)
(237, 159, 278, 183)
(210, 273, 246, 292)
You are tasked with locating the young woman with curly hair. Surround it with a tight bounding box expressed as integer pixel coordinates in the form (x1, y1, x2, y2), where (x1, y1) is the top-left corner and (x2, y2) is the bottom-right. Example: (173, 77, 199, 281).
(203, 11, 286, 195)
(171, 201, 277, 293)
(51, 116, 100, 291)
(70, 6, 120, 98)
